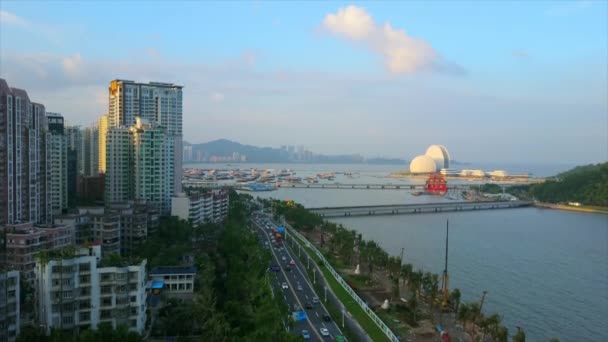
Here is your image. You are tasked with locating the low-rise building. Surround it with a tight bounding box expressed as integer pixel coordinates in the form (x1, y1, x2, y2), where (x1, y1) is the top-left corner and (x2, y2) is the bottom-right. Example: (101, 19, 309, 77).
(0, 271, 20, 342)
(149, 266, 196, 294)
(35, 245, 147, 335)
(487, 170, 509, 178)
(56, 201, 159, 256)
(460, 169, 486, 178)
(171, 189, 229, 224)
(1, 222, 74, 282)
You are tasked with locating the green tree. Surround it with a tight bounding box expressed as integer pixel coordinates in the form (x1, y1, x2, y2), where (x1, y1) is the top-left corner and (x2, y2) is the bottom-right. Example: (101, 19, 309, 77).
(513, 326, 526, 342)
(450, 288, 461, 314)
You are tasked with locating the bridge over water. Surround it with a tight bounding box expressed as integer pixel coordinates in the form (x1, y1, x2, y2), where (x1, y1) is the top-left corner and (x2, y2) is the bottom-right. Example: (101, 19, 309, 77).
(308, 200, 533, 218)
(183, 181, 474, 191)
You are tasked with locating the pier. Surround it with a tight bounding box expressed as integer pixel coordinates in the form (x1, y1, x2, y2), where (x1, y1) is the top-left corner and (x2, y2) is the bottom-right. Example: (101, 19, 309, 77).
(308, 200, 533, 217)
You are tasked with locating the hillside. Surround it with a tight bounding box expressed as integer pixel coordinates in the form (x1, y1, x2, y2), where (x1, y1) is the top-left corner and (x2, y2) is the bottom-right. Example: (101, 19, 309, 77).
(186, 139, 406, 164)
(192, 139, 287, 162)
(529, 162, 608, 206)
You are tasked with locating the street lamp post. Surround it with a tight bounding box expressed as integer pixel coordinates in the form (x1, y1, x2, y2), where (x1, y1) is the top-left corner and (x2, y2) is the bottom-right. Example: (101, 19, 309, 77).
(313, 269, 316, 284)
(324, 286, 327, 303)
(479, 290, 488, 314)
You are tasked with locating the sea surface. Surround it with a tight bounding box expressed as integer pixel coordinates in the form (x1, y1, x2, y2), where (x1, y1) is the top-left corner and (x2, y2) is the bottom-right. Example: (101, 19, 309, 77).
(190, 162, 608, 341)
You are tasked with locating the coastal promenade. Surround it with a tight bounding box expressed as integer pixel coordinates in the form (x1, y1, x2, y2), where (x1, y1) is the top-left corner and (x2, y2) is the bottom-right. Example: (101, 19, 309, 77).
(308, 200, 533, 218)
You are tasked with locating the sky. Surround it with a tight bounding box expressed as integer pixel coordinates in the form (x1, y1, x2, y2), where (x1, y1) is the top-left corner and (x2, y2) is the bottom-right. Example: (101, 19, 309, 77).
(0, 1, 606, 164)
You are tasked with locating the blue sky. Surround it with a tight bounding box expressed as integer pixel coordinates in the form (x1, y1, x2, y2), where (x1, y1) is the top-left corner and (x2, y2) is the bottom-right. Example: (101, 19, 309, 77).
(1, 1, 606, 164)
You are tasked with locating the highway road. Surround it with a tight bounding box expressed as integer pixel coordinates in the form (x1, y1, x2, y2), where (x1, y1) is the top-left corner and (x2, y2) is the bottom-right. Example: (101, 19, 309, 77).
(253, 213, 344, 341)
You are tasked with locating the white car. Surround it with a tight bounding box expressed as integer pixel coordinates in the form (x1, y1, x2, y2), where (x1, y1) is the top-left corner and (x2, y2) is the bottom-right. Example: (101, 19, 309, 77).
(320, 327, 330, 336)
(281, 282, 288, 289)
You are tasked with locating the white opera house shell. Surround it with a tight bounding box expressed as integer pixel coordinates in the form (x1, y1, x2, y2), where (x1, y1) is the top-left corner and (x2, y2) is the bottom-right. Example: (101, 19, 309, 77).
(409, 145, 451, 174)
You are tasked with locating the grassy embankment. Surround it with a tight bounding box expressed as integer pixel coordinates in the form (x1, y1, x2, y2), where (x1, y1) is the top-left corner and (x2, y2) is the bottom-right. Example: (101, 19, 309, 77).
(533, 202, 608, 214)
(288, 230, 392, 342)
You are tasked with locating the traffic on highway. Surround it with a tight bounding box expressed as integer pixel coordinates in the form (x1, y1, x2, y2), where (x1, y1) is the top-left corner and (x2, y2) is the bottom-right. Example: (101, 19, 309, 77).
(253, 212, 345, 341)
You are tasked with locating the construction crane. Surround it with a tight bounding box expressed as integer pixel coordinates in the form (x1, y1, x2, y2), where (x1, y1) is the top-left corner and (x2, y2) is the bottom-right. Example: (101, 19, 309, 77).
(441, 219, 450, 310)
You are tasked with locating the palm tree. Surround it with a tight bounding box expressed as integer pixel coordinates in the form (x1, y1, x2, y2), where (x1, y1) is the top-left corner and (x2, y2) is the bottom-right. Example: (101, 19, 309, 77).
(458, 303, 470, 327)
(513, 326, 526, 342)
(409, 291, 419, 322)
(468, 302, 481, 324)
(400, 263, 413, 287)
(450, 288, 462, 314)
(495, 325, 509, 342)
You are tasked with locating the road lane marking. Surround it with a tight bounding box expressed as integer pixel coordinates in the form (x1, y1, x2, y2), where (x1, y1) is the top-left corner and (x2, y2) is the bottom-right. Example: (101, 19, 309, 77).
(256, 222, 324, 341)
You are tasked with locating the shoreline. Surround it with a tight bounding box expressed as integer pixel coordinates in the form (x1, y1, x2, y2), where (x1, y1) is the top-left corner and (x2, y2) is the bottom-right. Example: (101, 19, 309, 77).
(533, 202, 608, 215)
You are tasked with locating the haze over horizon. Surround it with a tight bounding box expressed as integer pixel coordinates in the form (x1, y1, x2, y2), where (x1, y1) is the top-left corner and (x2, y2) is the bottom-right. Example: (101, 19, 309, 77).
(1, 1, 606, 164)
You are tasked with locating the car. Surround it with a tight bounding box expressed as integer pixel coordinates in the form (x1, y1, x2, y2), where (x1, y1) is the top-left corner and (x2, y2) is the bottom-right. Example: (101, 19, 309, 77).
(301, 330, 311, 340)
(269, 265, 280, 272)
(281, 282, 288, 289)
(335, 335, 345, 342)
(305, 302, 313, 309)
(297, 284, 303, 291)
(320, 327, 330, 337)
(281, 256, 287, 261)
(322, 314, 331, 322)
(289, 260, 295, 266)
(312, 297, 319, 304)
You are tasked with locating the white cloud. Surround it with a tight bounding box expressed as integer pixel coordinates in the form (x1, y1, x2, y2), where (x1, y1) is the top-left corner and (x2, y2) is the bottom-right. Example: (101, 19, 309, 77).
(322, 5, 374, 40)
(210, 92, 225, 102)
(62, 53, 84, 78)
(321, 5, 462, 75)
(0, 10, 30, 29)
(0, 51, 603, 163)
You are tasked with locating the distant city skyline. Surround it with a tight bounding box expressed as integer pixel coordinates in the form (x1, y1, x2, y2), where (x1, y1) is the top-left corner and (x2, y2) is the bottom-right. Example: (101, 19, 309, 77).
(1, 1, 606, 164)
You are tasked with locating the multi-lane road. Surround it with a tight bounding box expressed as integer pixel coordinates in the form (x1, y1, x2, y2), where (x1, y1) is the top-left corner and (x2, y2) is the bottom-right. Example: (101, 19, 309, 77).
(253, 213, 344, 341)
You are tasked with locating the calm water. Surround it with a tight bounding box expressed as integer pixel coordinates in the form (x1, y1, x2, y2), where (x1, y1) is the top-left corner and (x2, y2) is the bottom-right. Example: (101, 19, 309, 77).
(193, 163, 608, 341)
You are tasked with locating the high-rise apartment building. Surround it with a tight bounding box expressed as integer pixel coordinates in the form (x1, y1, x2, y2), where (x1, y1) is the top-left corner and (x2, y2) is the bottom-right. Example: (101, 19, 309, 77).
(97, 114, 108, 174)
(0, 78, 51, 225)
(47, 113, 68, 215)
(0, 270, 20, 342)
(130, 118, 168, 212)
(83, 126, 98, 176)
(107, 80, 183, 200)
(35, 245, 147, 335)
(105, 128, 131, 204)
(65, 126, 83, 176)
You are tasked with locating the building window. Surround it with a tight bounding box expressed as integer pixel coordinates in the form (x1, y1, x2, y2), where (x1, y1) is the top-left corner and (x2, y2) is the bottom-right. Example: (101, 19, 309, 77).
(80, 311, 90, 322)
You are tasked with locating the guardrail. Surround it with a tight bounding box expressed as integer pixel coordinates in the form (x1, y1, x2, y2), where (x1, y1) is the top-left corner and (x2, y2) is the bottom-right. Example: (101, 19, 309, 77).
(285, 224, 400, 342)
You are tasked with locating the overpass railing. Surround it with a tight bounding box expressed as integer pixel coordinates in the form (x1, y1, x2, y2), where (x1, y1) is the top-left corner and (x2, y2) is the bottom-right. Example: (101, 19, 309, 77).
(285, 224, 400, 342)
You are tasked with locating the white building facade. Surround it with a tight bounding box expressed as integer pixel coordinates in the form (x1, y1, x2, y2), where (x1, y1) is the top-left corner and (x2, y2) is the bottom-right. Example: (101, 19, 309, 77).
(149, 266, 196, 294)
(35, 246, 147, 335)
(171, 189, 229, 224)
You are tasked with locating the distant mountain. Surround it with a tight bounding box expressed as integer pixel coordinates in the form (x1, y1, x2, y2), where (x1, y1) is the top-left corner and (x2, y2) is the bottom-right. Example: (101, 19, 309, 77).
(193, 139, 286, 162)
(186, 139, 407, 164)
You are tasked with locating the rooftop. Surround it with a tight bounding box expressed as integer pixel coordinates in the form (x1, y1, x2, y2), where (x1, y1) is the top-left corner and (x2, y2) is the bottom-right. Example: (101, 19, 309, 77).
(150, 266, 197, 275)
